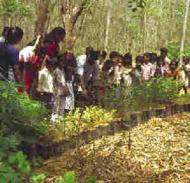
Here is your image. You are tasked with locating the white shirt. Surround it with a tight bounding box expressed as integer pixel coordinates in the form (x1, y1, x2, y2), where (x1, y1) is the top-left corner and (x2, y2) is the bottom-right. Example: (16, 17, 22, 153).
(37, 67, 53, 93)
(19, 46, 34, 62)
(141, 63, 153, 81)
(76, 54, 87, 76)
(0, 36, 5, 43)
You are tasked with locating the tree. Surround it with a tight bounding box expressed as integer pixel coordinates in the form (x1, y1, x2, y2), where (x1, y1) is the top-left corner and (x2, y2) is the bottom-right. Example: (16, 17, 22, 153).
(180, 0, 190, 65)
(34, 0, 51, 36)
(60, 0, 96, 51)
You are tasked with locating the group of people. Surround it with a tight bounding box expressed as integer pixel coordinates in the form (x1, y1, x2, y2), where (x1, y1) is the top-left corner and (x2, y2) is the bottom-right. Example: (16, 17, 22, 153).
(0, 26, 190, 121)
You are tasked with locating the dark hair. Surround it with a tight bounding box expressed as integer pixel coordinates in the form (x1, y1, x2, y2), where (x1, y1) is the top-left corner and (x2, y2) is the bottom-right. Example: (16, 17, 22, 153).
(160, 47, 168, 53)
(5, 27, 23, 45)
(100, 50, 107, 59)
(150, 53, 157, 63)
(124, 52, 132, 60)
(87, 50, 98, 65)
(2, 26, 9, 37)
(170, 59, 179, 68)
(123, 53, 132, 66)
(85, 46, 93, 56)
(157, 56, 165, 66)
(44, 27, 65, 43)
(136, 55, 143, 63)
(109, 51, 119, 59)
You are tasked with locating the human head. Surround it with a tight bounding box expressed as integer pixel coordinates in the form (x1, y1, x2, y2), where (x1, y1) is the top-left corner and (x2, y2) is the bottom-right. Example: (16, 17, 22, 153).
(99, 50, 107, 60)
(6, 27, 23, 45)
(169, 59, 178, 70)
(143, 52, 151, 64)
(87, 50, 98, 65)
(58, 54, 66, 68)
(157, 56, 165, 67)
(160, 47, 168, 58)
(2, 26, 9, 37)
(45, 27, 65, 43)
(109, 51, 119, 66)
(46, 57, 58, 71)
(85, 46, 93, 57)
(150, 53, 157, 64)
(136, 55, 143, 68)
(63, 51, 76, 68)
(123, 53, 132, 67)
(183, 56, 190, 65)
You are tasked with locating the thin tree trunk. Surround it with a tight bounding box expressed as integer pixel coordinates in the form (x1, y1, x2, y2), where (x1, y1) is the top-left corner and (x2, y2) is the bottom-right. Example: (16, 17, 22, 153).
(104, 0, 111, 50)
(34, 0, 50, 36)
(180, 0, 190, 65)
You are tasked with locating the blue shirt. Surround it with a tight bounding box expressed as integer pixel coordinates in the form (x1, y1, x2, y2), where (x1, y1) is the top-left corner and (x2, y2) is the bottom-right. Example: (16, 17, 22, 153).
(0, 43, 19, 80)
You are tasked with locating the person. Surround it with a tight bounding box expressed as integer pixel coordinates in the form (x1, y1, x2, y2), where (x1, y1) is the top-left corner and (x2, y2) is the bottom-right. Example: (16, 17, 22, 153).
(37, 58, 54, 108)
(43, 27, 66, 58)
(0, 27, 9, 43)
(131, 55, 143, 86)
(154, 56, 168, 77)
(39, 27, 66, 70)
(76, 46, 93, 77)
(97, 50, 107, 70)
(160, 47, 171, 67)
(0, 27, 23, 82)
(19, 35, 41, 94)
(121, 54, 133, 87)
(60, 52, 77, 111)
(167, 59, 179, 80)
(102, 51, 118, 73)
(180, 57, 190, 94)
(51, 58, 70, 121)
(141, 53, 154, 81)
(83, 50, 99, 90)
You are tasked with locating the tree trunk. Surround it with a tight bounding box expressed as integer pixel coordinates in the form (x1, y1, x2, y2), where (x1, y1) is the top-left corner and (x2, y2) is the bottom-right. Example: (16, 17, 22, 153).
(34, 0, 50, 36)
(180, 0, 190, 65)
(63, 17, 76, 51)
(60, 0, 96, 52)
(104, 0, 111, 50)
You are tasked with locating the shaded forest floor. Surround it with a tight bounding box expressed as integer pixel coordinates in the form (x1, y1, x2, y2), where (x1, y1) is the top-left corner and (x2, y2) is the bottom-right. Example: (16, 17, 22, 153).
(36, 113, 190, 183)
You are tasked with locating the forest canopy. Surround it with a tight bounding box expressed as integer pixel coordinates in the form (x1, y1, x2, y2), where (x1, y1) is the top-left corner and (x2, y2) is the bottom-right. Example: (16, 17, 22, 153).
(0, 0, 190, 55)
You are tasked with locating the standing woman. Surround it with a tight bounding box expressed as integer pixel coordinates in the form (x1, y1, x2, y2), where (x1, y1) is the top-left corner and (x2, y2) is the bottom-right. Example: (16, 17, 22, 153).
(42, 27, 65, 58)
(0, 27, 23, 82)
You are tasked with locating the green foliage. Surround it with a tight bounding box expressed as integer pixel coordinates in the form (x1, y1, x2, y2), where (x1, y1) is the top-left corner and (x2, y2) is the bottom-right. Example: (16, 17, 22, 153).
(167, 43, 190, 59)
(0, 0, 33, 18)
(0, 135, 46, 183)
(129, 77, 181, 105)
(0, 81, 48, 140)
(56, 171, 96, 183)
(104, 78, 181, 117)
(48, 106, 116, 141)
(31, 173, 47, 183)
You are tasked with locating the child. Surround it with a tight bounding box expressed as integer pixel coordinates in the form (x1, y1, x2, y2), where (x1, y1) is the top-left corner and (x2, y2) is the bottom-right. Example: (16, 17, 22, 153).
(131, 55, 143, 86)
(167, 59, 179, 80)
(51, 58, 70, 122)
(154, 56, 168, 77)
(37, 58, 54, 108)
(121, 54, 133, 87)
(141, 53, 154, 81)
(61, 52, 77, 111)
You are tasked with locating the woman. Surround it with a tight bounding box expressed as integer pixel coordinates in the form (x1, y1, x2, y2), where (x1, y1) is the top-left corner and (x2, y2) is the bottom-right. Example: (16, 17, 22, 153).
(0, 27, 23, 82)
(42, 27, 66, 58)
(19, 35, 41, 94)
